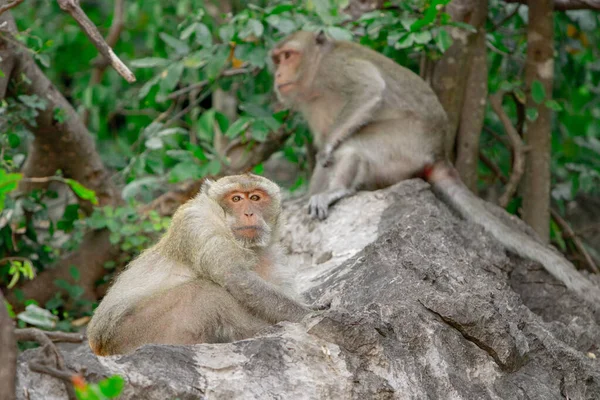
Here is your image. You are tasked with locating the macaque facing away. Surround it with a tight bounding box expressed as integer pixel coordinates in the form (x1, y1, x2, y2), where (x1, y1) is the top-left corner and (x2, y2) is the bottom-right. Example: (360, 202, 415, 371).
(87, 174, 310, 356)
(270, 31, 600, 305)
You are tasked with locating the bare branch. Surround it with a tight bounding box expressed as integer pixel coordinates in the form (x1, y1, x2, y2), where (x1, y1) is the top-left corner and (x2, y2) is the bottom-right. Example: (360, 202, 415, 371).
(0, 0, 22, 16)
(56, 0, 135, 83)
(164, 67, 252, 101)
(550, 209, 600, 274)
(489, 91, 528, 208)
(503, 0, 600, 10)
(15, 328, 82, 400)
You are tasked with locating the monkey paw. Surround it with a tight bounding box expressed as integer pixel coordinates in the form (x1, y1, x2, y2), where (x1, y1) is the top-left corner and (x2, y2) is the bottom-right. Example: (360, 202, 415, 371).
(308, 194, 330, 220)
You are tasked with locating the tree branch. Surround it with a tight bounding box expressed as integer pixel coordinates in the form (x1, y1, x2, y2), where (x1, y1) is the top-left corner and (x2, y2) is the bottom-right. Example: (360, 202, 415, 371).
(83, 0, 126, 125)
(164, 67, 252, 101)
(15, 328, 83, 400)
(550, 209, 599, 274)
(489, 91, 528, 208)
(503, 0, 600, 10)
(0, 0, 22, 16)
(56, 0, 135, 83)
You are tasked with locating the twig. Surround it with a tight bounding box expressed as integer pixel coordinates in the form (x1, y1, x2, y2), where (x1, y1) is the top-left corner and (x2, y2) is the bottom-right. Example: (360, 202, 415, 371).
(489, 91, 528, 208)
(56, 0, 135, 83)
(15, 328, 83, 400)
(0, 0, 24, 16)
(479, 151, 508, 184)
(480, 152, 599, 274)
(164, 67, 251, 101)
(29, 362, 79, 383)
(83, 0, 126, 125)
(550, 209, 599, 274)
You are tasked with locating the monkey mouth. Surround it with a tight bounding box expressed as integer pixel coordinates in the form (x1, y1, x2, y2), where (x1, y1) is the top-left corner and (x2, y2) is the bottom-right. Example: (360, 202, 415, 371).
(233, 226, 264, 237)
(277, 82, 295, 91)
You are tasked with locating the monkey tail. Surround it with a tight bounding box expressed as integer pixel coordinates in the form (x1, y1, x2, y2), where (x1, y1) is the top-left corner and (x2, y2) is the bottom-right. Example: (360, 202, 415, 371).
(426, 162, 600, 309)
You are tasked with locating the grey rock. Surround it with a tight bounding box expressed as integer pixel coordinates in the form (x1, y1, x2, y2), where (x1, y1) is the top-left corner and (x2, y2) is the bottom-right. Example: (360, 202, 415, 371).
(16, 179, 600, 400)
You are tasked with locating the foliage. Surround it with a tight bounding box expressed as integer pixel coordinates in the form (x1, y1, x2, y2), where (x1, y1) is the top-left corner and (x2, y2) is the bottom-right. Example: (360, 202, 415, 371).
(73, 375, 125, 400)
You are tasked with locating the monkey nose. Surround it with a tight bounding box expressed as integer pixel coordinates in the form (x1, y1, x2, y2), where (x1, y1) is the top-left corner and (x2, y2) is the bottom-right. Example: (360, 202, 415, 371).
(245, 213, 254, 217)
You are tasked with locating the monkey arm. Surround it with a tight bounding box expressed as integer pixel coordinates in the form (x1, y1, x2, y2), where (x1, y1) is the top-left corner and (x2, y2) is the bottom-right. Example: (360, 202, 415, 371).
(321, 60, 385, 165)
(220, 268, 310, 323)
(192, 236, 310, 323)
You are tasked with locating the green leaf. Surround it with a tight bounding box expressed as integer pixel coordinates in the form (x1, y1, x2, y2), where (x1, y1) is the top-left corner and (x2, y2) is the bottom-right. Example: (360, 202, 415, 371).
(531, 80, 546, 104)
(252, 163, 264, 174)
(251, 120, 270, 142)
(8, 133, 20, 148)
(138, 74, 161, 99)
(514, 88, 526, 104)
(64, 179, 99, 205)
(325, 27, 353, 41)
(435, 29, 453, 52)
(159, 33, 190, 55)
(195, 23, 213, 47)
(159, 63, 184, 93)
(225, 117, 252, 138)
(206, 159, 221, 176)
(169, 162, 203, 183)
(122, 177, 162, 200)
(145, 137, 163, 150)
(180, 22, 198, 40)
(545, 99, 562, 111)
(183, 51, 208, 69)
(98, 375, 125, 398)
(0, 169, 23, 203)
(266, 4, 294, 14)
(130, 58, 170, 68)
(526, 107, 539, 122)
(17, 304, 58, 329)
(413, 30, 433, 44)
(69, 266, 80, 281)
(395, 33, 415, 49)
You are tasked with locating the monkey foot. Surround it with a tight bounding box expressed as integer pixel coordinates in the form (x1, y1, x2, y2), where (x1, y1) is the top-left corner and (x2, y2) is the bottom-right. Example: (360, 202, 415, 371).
(308, 194, 330, 220)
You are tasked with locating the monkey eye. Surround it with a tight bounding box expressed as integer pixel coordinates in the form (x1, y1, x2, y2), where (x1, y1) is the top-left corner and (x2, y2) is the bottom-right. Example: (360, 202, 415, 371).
(232, 195, 242, 202)
(283, 51, 292, 60)
(250, 194, 261, 201)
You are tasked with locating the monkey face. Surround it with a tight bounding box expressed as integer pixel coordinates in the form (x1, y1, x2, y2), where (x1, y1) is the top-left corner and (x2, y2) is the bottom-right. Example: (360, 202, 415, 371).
(222, 190, 273, 248)
(271, 44, 302, 99)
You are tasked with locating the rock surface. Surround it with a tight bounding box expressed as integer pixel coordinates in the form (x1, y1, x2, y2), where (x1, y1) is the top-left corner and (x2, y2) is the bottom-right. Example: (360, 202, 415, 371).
(16, 179, 600, 399)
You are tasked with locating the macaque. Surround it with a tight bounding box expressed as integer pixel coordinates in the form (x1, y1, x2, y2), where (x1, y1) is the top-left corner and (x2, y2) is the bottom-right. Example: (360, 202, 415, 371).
(87, 174, 310, 356)
(270, 31, 600, 305)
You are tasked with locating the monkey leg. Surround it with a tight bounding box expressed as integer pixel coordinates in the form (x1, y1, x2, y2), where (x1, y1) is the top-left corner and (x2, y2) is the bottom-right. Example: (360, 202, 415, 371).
(106, 280, 270, 355)
(308, 149, 366, 220)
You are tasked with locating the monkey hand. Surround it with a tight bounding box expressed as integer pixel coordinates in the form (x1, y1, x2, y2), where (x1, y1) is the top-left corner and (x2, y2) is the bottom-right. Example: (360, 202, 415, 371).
(308, 193, 330, 220)
(317, 145, 335, 168)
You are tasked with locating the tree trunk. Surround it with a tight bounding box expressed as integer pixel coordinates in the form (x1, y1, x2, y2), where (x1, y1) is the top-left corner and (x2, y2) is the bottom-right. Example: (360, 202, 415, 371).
(0, 290, 17, 400)
(453, 1, 489, 192)
(431, 0, 488, 167)
(522, 0, 554, 243)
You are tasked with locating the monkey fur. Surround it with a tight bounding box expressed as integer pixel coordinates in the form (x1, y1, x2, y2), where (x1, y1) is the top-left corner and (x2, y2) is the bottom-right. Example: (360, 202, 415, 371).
(87, 174, 310, 356)
(270, 31, 600, 306)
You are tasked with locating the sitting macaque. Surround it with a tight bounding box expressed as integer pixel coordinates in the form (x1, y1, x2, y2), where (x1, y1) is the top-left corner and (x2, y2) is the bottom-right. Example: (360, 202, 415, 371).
(87, 174, 310, 356)
(270, 31, 600, 305)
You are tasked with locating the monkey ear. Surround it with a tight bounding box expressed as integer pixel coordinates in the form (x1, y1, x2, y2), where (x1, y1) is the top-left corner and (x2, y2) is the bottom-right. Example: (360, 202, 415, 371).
(200, 179, 214, 195)
(315, 30, 327, 45)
